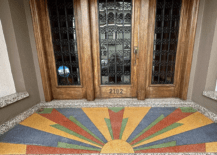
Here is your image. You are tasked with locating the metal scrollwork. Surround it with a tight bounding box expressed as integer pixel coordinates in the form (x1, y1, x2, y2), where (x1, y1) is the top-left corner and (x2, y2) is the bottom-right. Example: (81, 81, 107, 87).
(98, 0, 132, 85)
(47, 0, 80, 85)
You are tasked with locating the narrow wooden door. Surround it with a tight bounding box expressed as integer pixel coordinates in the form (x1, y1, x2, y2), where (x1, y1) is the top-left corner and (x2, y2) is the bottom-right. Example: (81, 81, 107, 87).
(144, 0, 199, 99)
(30, 0, 95, 100)
(90, 0, 139, 98)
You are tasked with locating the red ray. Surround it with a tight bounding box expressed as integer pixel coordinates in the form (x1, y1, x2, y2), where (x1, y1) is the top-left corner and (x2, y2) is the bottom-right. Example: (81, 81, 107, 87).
(135, 143, 206, 153)
(108, 109, 124, 139)
(26, 145, 100, 154)
(40, 109, 104, 146)
(131, 108, 193, 145)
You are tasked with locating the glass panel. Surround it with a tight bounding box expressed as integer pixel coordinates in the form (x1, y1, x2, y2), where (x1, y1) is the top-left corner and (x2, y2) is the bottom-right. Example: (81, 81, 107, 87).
(152, 0, 182, 84)
(47, 0, 80, 85)
(98, 0, 132, 85)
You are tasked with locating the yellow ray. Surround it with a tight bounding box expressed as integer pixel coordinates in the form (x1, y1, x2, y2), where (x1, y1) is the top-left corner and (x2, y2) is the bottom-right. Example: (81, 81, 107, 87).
(82, 107, 112, 141)
(206, 142, 217, 152)
(133, 112, 213, 147)
(20, 113, 101, 148)
(0, 143, 26, 154)
(121, 107, 151, 141)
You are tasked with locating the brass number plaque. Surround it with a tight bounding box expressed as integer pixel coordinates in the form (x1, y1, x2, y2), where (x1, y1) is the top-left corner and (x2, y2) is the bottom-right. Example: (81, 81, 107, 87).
(109, 89, 123, 94)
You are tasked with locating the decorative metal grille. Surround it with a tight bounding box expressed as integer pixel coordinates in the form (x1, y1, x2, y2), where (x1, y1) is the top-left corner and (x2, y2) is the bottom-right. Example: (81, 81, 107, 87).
(98, 0, 132, 85)
(47, 0, 80, 85)
(151, 0, 182, 84)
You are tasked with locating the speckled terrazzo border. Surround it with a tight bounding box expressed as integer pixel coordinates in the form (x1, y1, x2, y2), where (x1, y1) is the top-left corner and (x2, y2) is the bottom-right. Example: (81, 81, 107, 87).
(0, 92, 29, 108)
(0, 103, 40, 135)
(1, 98, 217, 136)
(203, 91, 217, 101)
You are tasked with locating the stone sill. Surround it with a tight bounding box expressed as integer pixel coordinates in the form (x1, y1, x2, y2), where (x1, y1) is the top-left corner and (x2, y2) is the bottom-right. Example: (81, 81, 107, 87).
(203, 91, 217, 101)
(0, 92, 29, 108)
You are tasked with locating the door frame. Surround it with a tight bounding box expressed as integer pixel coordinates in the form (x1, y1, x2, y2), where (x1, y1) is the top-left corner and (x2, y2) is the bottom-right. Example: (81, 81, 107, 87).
(30, 0, 199, 101)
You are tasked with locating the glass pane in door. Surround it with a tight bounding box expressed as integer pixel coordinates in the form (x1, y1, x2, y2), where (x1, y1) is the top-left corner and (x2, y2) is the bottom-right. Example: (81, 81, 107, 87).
(47, 0, 80, 85)
(98, 0, 132, 85)
(152, 0, 182, 84)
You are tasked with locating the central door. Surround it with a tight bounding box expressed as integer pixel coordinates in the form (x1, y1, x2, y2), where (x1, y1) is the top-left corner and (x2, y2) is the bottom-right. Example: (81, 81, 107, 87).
(90, 0, 138, 98)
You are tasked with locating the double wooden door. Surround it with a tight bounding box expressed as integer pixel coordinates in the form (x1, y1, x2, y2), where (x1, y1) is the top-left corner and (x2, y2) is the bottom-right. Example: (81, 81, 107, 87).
(30, 0, 199, 101)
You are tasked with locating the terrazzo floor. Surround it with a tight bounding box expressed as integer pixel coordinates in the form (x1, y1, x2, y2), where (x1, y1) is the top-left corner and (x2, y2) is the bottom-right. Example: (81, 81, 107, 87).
(0, 107, 217, 154)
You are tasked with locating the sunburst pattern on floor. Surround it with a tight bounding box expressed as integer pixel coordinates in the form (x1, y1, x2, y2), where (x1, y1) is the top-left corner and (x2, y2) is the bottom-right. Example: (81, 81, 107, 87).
(0, 107, 217, 154)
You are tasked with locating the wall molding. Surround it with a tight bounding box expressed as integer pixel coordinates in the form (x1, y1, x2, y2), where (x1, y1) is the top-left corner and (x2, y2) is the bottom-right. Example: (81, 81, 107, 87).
(0, 92, 29, 108)
(203, 91, 217, 101)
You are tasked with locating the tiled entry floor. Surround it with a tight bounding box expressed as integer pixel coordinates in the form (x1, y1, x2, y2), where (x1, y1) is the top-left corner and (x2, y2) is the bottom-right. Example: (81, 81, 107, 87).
(0, 107, 217, 154)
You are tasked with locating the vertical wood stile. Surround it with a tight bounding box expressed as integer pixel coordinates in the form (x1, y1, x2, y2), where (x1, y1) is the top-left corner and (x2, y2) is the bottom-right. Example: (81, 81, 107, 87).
(137, 0, 149, 100)
(131, 0, 140, 97)
(90, 0, 101, 98)
(174, 0, 190, 97)
(179, 0, 200, 99)
(146, 0, 156, 97)
(29, 0, 53, 101)
(76, 0, 87, 98)
(80, 0, 95, 100)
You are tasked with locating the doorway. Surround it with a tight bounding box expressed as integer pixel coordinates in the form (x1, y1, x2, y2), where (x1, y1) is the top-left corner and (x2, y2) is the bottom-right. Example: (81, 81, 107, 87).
(30, 0, 199, 101)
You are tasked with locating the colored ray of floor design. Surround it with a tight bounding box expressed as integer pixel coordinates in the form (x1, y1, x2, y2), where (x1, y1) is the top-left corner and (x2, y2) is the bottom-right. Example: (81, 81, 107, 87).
(0, 107, 217, 154)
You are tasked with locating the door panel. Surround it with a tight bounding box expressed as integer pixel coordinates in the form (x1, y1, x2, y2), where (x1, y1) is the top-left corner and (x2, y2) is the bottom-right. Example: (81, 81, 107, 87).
(46, 0, 86, 99)
(146, 0, 181, 98)
(31, 0, 87, 99)
(146, 0, 199, 99)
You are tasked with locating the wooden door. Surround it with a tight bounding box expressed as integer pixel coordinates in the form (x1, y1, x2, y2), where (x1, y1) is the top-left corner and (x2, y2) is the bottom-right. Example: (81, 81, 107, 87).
(142, 0, 199, 99)
(30, 0, 95, 100)
(90, 0, 140, 98)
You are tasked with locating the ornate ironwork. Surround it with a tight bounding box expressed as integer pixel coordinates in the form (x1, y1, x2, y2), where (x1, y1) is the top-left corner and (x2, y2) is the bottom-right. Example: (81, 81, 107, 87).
(151, 0, 182, 84)
(98, 0, 132, 85)
(47, 0, 80, 85)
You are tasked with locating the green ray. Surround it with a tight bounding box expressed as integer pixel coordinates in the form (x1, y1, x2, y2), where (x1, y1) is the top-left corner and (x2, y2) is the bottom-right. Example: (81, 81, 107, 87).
(69, 116, 104, 144)
(180, 107, 197, 113)
(104, 118, 114, 140)
(37, 108, 53, 114)
(108, 107, 124, 113)
(134, 141, 176, 151)
(58, 142, 101, 151)
(129, 114, 165, 143)
(119, 118, 128, 139)
(51, 124, 103, 147)
(133, 123, 183, 146)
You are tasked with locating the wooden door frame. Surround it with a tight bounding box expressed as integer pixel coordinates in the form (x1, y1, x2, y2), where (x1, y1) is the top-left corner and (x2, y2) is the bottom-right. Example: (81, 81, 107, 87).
(30, 0, 95, 101)
(30, 0, 199, 101)
(138, 0, 200, 99)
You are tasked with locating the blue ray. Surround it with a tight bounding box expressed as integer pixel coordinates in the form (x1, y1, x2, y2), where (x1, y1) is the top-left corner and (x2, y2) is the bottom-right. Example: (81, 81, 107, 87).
(134, 123, 217, 149)
(56, 108, 107, 143)
(127, 107, 176, 142)
(0, 124, 101, 149)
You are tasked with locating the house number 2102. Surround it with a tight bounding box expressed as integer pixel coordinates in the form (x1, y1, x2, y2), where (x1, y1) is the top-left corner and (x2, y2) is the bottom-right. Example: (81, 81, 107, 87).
(109, 89, 123, 94)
